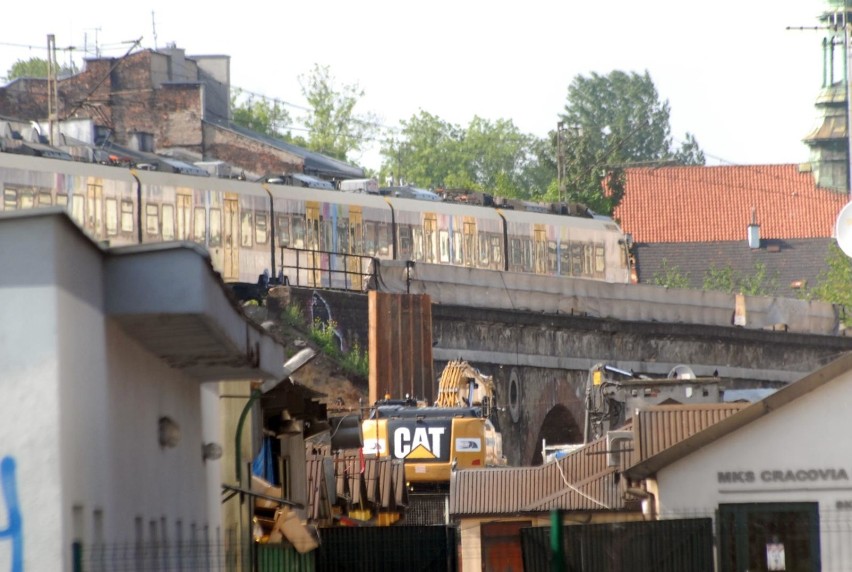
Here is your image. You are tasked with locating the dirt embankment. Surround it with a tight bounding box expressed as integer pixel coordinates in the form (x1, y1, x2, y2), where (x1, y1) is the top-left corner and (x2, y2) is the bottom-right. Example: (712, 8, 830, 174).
(243, 290, 369, 413)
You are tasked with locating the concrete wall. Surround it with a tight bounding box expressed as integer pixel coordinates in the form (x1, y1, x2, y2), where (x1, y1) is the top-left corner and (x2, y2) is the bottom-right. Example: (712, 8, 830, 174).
(0, 215, 221, 570)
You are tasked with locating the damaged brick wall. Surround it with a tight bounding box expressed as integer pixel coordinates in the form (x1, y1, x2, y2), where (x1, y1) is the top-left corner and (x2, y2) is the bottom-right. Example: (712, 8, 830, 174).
(203, 123, 303, 176)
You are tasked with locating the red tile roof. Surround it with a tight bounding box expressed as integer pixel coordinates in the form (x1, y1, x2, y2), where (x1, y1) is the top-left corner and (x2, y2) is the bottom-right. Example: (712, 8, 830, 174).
(613, 165, 849, 243)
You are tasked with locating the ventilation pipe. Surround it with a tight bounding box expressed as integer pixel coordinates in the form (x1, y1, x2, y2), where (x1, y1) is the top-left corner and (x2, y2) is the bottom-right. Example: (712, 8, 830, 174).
(747, 207, 761, 249)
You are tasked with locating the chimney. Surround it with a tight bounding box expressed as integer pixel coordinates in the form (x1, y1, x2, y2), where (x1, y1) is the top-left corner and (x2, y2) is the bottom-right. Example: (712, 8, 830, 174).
(747, 207, 760, 249)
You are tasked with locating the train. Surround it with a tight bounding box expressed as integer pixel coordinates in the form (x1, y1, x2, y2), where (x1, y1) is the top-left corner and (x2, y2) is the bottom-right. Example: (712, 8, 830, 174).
(0, 151, 632, 287)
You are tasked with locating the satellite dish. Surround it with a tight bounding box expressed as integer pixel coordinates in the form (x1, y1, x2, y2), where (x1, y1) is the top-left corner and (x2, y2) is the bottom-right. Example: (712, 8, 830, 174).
(835, 201, 852, 258)
(668, 365, 696, 380)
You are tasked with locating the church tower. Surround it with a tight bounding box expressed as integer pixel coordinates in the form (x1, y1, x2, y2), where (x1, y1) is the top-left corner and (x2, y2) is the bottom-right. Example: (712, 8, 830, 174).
(803, 1, 852, 192)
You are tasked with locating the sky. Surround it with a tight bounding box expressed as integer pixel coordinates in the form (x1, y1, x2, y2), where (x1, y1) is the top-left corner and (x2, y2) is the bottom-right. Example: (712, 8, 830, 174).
(0, 0, 831, 171)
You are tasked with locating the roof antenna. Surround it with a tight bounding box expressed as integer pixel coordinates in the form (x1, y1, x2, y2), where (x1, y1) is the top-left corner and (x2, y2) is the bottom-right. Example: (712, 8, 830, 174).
(151, 11, 158, 50)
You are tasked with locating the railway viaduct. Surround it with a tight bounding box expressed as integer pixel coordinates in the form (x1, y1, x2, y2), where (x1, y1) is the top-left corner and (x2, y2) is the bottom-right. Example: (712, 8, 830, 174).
(279, 261, 852, 467)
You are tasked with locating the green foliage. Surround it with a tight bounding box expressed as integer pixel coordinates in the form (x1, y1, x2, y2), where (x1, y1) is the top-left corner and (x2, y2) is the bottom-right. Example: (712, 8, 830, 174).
(651, 259, 691, 289)
(6, 57, 77, 81)
(299, 64, 378, 161)
(309, 318, 340, 356)
(379, 111, 542, 198)
(805, 241, 852, 309)
(231, 88, 293, 139)
(309, 318, 369, 378)
(702, 262, 778, 296)
(558, 70, 705, 214)
(340, 339, 369, 378)
(280, 302, 305, 328)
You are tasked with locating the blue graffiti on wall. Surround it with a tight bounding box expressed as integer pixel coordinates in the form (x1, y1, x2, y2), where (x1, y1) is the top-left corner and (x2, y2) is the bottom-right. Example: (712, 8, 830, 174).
(0, 456, 22, 572)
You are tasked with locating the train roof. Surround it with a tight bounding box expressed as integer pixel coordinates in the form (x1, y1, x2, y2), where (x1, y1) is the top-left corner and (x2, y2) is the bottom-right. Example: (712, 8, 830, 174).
(385, 194, 505, 221)
(498, 207, 623, 232)
(0, 151, 138, 183)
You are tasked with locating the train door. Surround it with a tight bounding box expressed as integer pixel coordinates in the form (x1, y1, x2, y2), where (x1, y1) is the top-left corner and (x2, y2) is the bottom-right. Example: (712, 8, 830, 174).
(423, 213, 437, 263)
(223, 196, 239, 281)
(463, 218, 476, 267)
(176, 193, 192, 240)
(533, 225, 548, 274)
(306, 202, 322, 286)
(86, 181, 104, 239)
(349, 207, 364, 290)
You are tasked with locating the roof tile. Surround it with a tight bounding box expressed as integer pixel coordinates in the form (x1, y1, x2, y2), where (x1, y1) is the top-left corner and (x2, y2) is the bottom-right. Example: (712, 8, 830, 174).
(614, 165, 848, 243)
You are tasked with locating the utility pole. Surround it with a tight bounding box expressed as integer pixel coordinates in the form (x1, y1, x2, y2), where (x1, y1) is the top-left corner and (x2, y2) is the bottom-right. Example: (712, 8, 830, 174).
(46, 34, 59, 146)
(557, 121, 565, 203)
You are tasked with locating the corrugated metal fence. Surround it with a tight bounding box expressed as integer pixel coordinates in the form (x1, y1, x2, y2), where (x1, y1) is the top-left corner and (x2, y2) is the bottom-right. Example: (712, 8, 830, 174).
(520, 518, 714, 572)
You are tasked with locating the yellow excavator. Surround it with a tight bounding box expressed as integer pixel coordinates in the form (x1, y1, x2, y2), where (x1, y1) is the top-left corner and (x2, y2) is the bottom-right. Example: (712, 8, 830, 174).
(362, 360, 506, 491)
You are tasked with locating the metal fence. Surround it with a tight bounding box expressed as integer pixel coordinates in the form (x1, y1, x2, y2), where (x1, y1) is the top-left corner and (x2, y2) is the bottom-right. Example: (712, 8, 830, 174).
(70, 526, 457, 572)
(520, 517, 714, 572)
(71, 540, 312, 572)
(279, 247, 377, 292)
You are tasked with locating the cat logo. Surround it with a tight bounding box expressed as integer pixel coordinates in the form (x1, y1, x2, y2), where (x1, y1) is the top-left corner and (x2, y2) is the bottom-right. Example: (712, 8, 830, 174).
(393, 426, 446, 459)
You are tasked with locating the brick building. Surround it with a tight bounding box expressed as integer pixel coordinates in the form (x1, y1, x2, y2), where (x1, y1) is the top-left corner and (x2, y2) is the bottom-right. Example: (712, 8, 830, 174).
(0, 45, 363, 180)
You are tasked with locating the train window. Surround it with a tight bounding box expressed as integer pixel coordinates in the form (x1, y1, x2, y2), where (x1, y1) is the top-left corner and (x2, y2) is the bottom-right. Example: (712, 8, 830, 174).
(209, 208, 222, 247)
(121, 200, 133, 233)
(71, 195, 85, 224)
(479, 235, 489, 266)
(548, 241, 558, 273)
(412, 228, 424, 261)
(145, 204, 160, 237)
(56, 193, 68, 208)
(424, 218, 436, 261)
(523, 239, 533, 271)
(595, 244, 605, 275)
(571, 243, 583, 276)
(322, 219, 332, 251)
(377, 223, 391, 256)
(560, 242, 571, 276)
(176, 195, 192, 240)
(162, 204, 175, 241)
(292, 217, 305, 249)
(38, 191, 52, 206)
(398, 225, 412, 259)
(276, 215, 290, 247)
(240, 211, 253, 247)
(337, 219, 350, 253)
(364, 222, 377, 256)
(20, 190, 34, 209)
(439, 230, 450, 263)
(193, 207, 206, 243)
(491, 236, 502, 267)
(256, 213, 268, 244)
(510, 238, 522, 266)
(3, 189, 16, 210)
(584, 244, 594, 277)
(452, 231, 463, 264)
(105, 198, 118, 236)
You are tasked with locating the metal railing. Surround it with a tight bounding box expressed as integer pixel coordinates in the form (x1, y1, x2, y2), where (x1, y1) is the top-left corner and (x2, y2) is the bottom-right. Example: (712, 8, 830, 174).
(278, 246, 377, 292)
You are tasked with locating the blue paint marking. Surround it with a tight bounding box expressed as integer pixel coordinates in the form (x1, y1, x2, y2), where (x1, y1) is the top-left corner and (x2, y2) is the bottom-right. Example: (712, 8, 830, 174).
(0, 456, 23, 572)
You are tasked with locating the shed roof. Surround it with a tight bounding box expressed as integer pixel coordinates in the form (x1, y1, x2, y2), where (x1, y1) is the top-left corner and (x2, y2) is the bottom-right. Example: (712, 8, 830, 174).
(613, 165, 848, 243)
(450, 402, 748, 517)
(625, 351, 852, 480)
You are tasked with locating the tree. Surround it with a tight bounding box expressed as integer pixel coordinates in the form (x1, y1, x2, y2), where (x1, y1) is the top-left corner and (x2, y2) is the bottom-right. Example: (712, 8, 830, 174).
(380, 111, 540, 197)
(651, 259, 691, 289)
(558, 70, 704, 214)
(299, 64, 378, 161)
(702, 262, 778, 296)
(806, 241, 852, 311)
(230, 88, 293, 140)
(6, 57, 77, 81)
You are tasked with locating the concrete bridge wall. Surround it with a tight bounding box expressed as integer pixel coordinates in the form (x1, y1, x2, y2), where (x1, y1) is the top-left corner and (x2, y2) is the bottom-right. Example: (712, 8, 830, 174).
(278, 274, 852, 466)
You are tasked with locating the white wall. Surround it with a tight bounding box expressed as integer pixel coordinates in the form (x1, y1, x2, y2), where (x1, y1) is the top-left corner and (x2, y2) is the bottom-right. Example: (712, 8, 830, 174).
(0, 215, 223, 571)
(656, 367, 852, 569)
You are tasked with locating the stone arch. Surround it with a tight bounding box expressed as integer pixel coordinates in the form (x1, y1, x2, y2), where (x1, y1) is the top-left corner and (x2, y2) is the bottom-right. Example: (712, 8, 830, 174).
(529, 404, 583, 465)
